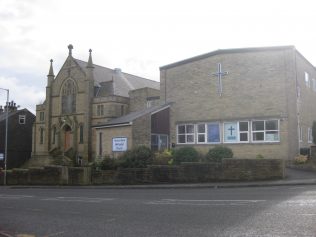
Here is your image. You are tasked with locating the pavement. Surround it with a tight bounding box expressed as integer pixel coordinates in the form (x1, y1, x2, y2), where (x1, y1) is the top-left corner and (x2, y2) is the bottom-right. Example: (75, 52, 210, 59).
(3, 167, 316, 190)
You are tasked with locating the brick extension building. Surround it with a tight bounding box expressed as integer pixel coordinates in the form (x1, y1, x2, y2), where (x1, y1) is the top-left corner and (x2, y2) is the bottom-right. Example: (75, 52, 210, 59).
(0, 102, 35, 168)
(160, 46, 316, 160)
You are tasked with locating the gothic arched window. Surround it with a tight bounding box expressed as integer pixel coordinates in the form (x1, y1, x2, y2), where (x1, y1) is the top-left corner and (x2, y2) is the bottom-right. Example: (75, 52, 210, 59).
(61, 79, 76, 114)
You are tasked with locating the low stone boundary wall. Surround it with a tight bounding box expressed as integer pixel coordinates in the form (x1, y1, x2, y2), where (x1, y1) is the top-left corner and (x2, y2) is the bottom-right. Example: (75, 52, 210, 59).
(0, 159, 285, 185)
(0, 166, 90, 185)
(91, 159, 285, 185)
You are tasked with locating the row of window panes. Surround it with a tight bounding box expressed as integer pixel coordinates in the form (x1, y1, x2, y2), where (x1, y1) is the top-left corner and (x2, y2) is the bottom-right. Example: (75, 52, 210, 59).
(177, 120, 279, 144)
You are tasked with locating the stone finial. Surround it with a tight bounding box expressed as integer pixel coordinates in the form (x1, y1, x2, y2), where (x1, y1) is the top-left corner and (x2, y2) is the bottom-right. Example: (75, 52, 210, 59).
(48, 59, 54, 77)
(87, 48, 94, 68)
(68, 44, 73, 56)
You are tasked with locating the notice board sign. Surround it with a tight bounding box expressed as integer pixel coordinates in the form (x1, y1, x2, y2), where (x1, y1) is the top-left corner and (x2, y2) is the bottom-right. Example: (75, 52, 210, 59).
(112, 137, 128, 152)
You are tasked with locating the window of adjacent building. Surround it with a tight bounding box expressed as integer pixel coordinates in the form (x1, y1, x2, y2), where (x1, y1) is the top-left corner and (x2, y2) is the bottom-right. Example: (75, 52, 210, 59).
(177, 124, 195, 144)
(19, 115, 26, 124)
(40, 128, 44, 144)
(147, 100, 153, 108)
(98, 132, 103, 156)
(299, 126, 303, 142)
(79, 125, 84, 144)
(39, 112, 44, 121)
(252, 120, 279, 142)
(97, 104, 104, 116)
(52, 126, 56, 144)
(305, 72, 310, 88)
(313, 79, 316, 92)
(308, 127, 313, 143)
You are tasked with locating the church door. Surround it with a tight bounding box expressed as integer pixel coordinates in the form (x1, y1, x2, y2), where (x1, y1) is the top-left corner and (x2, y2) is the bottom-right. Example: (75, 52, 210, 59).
(64, 125, 72, 151)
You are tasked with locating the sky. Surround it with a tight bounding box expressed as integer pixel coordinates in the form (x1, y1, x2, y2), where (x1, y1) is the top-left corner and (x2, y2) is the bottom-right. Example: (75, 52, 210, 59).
(1, 0, 316, 113)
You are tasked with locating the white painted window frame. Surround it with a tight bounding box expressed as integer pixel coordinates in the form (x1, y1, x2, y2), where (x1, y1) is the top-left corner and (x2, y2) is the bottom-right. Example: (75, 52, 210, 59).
(305, 72, 310, 88)
(251, 119, 280, 143)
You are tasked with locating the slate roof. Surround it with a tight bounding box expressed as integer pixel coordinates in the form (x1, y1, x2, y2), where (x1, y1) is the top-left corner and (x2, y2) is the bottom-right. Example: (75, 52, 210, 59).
(75, 59, 160, 98)
(160, 45, 296, 70)
(0, 109, 34, 122)
(93, 102, 172, 128)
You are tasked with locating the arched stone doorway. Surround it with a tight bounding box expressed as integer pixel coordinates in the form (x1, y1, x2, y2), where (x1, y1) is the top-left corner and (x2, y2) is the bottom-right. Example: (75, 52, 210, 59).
(63, 124, 72, 151)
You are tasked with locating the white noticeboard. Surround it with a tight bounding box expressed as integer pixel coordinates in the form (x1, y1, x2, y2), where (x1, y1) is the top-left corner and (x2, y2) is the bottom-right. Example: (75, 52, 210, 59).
(112, 137, 128, 152)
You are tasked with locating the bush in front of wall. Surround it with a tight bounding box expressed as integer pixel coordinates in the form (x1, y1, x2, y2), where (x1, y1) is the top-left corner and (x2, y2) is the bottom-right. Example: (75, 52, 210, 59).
(153, 149, 173, 165)
(118, 146, 154, 168)
(173, 147, 199, 164)
(205, 146, 233, 163)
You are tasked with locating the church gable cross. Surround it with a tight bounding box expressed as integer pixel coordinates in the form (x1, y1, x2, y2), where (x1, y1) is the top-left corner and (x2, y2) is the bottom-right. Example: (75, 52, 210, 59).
(212, 63, 228, 96)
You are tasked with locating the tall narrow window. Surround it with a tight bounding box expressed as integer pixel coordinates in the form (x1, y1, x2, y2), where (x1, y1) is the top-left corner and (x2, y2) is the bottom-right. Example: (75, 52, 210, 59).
(305, 72, 310, 88)
(121, 105, 124, 116)
(207, 123, 220, 143)
(39, 112, 44, 121)
(99, 132, 103, 156)
(308, 128, 313, 143)
(97, 104, 104, 116)
(40, 128, 44, 144)
(52, 126, 56, 144)
(62, 79, 76, 114)
(79, 125, 84, 144)
(299, 126, 303, 142)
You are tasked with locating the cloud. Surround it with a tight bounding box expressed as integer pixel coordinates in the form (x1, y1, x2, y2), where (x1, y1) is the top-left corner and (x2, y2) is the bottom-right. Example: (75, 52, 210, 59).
(0, 76, 45, 114)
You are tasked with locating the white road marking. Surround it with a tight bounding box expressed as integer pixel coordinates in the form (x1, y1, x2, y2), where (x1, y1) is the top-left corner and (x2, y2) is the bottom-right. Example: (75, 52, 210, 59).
(44, 231, 65, 237)
(0, 195, 34, 199)
(147, 199, 266, 206)
(41, 196, 115, 203)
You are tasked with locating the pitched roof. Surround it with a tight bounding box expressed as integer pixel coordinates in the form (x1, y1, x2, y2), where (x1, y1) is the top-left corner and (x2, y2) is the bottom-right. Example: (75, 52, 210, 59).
(0, 109, 34, 122)
(93, 102, 172, 128)
(75, 59, 159, 97)
(160, 45, 295, 70)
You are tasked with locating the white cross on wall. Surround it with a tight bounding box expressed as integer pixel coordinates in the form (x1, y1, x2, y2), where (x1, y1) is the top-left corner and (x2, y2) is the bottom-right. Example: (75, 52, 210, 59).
(212, 63, 228, 96)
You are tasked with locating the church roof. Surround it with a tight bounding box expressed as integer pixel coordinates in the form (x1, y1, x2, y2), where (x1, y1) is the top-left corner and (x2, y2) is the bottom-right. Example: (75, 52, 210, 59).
(93, 102, 172, 128)
(160, 45, 296, 70)
(75, 59, 159, 97)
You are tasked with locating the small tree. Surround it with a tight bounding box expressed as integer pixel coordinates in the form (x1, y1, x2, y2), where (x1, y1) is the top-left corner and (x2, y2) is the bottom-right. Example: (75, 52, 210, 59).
(312, 121, 316, 145)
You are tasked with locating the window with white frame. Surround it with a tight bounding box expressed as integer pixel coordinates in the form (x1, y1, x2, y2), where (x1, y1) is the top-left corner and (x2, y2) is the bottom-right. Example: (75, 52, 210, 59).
(196, 123, 221, 144)
(305, 72, 310, 88)
(207, 123, 221, 143)
(239, 121, 249, 142)
(197, 124, 206, 143)
(252, 120, 279, 142)
(177, 124, 195, 144)
(223, 121, 249, 143)
(313, 79, 316, 92)
(308, 127, 313, 143)
(299, 126, 303, 142)
(19, 115, 26, 124)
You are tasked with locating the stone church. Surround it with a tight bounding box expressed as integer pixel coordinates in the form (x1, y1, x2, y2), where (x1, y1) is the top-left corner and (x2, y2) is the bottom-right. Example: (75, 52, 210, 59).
(30, 45, 160, 166)
(31, 45, 316, 166)
(160, 46, 316, 160)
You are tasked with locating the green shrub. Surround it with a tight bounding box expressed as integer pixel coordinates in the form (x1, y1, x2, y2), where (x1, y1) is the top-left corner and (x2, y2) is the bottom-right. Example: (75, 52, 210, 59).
(91, 155, 119, 170)
(173, 147, 199, 164)
(118, 146, 154, 168)
(153, 150, 173, 165)
(206, 146, 233, 163)
(256, 154, 264, 159)
(294, 155, 308, 164)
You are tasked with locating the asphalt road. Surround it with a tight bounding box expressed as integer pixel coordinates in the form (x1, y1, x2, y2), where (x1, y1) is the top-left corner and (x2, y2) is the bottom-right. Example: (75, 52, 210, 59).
(1, 185, 316, 237)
